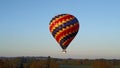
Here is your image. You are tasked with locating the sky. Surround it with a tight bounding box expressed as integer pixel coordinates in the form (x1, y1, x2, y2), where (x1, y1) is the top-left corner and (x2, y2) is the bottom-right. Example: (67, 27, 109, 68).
(0, 0, 120, 59)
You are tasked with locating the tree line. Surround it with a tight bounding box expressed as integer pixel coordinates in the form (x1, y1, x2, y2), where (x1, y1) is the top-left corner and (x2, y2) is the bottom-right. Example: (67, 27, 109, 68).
(0, 56, 120, 68)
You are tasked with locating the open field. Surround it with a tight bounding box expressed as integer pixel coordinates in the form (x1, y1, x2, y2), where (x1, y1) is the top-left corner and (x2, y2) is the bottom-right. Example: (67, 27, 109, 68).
(60, 64, 92, 68)
(60, 64, 120, 68)
(114, 65, 120, 68)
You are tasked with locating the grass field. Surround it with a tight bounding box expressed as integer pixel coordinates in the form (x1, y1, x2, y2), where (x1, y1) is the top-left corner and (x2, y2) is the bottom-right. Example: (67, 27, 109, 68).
(60, 64, 92, 68)
(60, 64, 120, 68)
(114, 65, 120, 68)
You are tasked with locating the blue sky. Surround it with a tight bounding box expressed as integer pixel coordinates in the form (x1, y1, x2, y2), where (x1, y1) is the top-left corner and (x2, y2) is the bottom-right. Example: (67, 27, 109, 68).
(0, 0, 120, 59)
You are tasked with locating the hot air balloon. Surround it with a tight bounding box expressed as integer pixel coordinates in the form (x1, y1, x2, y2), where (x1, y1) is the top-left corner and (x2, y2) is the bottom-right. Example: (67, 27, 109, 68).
(49, 14, 79, 53)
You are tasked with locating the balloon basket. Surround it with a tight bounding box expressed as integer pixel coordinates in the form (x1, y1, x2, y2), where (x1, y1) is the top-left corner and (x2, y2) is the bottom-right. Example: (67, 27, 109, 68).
(62, 49, 66, 54)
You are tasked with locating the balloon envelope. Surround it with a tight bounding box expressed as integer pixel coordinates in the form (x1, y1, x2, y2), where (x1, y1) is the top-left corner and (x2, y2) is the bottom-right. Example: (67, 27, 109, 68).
(49, 14, 79, 53)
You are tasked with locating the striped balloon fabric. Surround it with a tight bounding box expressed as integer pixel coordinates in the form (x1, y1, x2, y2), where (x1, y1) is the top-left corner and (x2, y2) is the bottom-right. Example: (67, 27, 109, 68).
(49, 14, 79, 53)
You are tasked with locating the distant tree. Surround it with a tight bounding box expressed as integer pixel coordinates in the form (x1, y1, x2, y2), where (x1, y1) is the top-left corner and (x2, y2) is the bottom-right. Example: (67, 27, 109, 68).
(23, 63, 30, 68)
(92, 59, 113, 68)
(0, 60, 4, 68)
(30, 61, 43, 68)
(75, 60, 81, 65)
(29, 56, 59, 68)
(49, 59, 59, 68)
